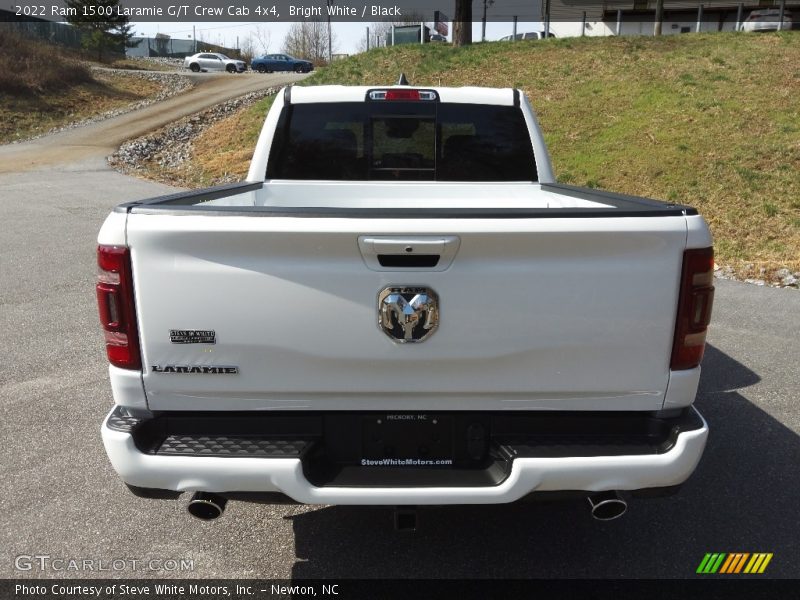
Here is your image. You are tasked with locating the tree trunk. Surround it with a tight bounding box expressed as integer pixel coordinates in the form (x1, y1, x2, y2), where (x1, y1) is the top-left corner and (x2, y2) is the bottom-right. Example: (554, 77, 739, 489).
(452, 0, 472, 47)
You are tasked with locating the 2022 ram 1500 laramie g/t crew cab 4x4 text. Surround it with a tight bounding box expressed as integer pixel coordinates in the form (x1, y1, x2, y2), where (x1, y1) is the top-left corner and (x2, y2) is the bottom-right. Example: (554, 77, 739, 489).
(97, 84, 714, 523)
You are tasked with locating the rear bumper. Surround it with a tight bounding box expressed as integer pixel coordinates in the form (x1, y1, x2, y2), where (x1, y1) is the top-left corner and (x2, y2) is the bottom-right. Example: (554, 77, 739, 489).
(101, 407, 708, 505)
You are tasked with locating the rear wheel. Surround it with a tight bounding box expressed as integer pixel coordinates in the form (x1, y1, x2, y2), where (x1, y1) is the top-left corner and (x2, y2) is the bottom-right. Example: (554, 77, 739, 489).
(189, 63, 200, 73)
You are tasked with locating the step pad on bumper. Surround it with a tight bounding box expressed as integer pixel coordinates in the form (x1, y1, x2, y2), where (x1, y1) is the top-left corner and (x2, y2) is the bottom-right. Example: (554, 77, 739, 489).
(501, 436, 665, 458)
(105, 408, 317, 458)
(158, 436, 311, 458)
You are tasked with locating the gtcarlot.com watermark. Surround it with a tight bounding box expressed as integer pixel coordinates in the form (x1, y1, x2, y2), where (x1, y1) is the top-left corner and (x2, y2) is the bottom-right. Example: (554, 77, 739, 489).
(15, 555, 194, 573)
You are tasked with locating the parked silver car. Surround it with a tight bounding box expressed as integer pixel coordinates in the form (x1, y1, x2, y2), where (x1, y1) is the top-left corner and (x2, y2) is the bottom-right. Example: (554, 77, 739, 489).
(184, 52, 246, 73)
(741, 9, 793, 31)
(499, 31, 556, 41)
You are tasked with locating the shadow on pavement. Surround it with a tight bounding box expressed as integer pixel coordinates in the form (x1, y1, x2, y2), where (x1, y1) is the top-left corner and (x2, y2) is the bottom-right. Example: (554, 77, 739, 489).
(287, 344, 799, 579)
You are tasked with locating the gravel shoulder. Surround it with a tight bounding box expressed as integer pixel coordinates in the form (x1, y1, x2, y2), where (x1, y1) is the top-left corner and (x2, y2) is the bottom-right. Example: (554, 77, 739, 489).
(110, 88, 279, 186)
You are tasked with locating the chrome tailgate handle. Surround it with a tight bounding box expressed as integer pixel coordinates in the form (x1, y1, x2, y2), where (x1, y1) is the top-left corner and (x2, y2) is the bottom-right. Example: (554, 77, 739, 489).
(358, 236, 461, 271)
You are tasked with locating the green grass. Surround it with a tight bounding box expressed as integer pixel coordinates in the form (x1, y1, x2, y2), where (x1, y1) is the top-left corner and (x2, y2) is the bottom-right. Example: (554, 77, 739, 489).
(189, 95, 277, 185)
(182, 32, 800, 276)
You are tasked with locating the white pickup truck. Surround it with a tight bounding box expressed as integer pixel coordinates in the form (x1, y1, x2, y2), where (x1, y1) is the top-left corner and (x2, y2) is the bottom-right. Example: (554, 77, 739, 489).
(98, 83, 714, 525)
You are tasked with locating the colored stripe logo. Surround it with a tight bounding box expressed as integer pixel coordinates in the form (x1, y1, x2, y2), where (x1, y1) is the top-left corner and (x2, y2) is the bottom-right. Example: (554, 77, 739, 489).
(697, 553, 773, 574)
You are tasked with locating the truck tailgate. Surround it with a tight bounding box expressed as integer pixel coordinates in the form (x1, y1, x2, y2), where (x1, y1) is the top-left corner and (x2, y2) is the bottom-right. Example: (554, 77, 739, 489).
(127, 213, 686, 412)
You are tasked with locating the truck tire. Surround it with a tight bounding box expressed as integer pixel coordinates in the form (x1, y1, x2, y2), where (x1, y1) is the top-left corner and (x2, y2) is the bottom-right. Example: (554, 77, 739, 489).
(189, 63, 200, 72)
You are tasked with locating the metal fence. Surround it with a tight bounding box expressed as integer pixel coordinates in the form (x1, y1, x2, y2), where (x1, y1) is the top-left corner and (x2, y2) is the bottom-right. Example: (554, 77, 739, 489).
(0, 14, 84, 50)
(126, 37, 240, 59)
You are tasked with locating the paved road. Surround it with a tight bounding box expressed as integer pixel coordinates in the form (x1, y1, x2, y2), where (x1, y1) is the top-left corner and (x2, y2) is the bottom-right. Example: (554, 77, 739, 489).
(0, 95, 798, 579)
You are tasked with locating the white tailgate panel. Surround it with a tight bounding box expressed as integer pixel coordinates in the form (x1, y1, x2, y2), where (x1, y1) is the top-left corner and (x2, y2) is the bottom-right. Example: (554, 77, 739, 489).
(127, 214, 686, 411)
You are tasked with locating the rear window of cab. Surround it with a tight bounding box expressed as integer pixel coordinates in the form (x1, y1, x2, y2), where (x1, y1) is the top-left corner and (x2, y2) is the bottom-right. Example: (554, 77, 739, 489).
(267, 101, 538, 182)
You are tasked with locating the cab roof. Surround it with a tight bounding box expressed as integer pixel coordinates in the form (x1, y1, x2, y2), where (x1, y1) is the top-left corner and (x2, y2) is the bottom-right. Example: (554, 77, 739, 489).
(287, 85, 517, 106)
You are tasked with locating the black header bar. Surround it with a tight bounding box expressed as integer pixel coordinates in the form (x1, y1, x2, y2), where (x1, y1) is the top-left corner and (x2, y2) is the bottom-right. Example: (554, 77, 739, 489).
(5, 1, 786, 23)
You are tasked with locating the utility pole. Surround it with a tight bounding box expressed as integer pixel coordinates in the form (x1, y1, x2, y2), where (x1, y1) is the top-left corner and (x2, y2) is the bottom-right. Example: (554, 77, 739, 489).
(481, 0, 494, 42)
(654, 0, 664, 35)
(366, 26, 369, 51)
(544, 0, 551, 37)
(326, 0, 333, 62)
(778, 0, 786, 30)
(192, 25, 196, 53)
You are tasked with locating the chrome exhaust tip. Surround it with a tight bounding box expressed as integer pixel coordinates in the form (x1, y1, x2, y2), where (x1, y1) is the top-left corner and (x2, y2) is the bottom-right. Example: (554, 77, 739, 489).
(187, 492, 227, 520)
(587, 491, 627, 521)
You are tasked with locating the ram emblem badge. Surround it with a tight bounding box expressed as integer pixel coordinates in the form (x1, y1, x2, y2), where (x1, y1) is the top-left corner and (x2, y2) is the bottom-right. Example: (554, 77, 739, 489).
(378, 286, 439, 343)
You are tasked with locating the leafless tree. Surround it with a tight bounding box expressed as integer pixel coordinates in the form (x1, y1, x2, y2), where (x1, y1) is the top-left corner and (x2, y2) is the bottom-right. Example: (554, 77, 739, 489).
(240, 35, 256, 63)
(282, 20, 337, 64)
(356, 31, 371, 54)
(251, 25, 272, 55)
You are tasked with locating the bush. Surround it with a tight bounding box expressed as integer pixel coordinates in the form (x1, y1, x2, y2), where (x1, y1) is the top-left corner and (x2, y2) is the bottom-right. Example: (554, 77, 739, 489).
(0, 29, 94, 96)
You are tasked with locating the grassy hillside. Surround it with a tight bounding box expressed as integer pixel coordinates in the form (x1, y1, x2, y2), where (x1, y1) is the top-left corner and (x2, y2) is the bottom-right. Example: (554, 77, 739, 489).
(0, 32, 168, 143)
(0, 29, 93, 96)
(167, 32, 800, 277)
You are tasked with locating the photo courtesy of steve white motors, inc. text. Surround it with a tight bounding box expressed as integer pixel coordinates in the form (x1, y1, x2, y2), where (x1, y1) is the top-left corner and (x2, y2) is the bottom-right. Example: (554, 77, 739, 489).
(13, 583, 340, 597)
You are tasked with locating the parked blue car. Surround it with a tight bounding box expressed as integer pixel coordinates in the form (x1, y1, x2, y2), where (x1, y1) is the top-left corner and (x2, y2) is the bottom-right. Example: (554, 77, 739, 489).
(251, 54, 314, 74)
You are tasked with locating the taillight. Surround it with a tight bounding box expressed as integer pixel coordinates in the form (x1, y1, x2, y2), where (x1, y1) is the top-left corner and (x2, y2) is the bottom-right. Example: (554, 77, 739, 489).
(96, 245, 141, 370)
(670, 247, 715, 370)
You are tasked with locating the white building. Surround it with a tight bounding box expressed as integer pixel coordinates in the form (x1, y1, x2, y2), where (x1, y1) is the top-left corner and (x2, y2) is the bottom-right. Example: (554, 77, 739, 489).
(545, 0, 797, 37)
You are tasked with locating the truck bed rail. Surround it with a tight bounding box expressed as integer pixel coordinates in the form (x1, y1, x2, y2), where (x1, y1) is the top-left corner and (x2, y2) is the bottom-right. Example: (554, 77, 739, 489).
(116, 181, 697, 219)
